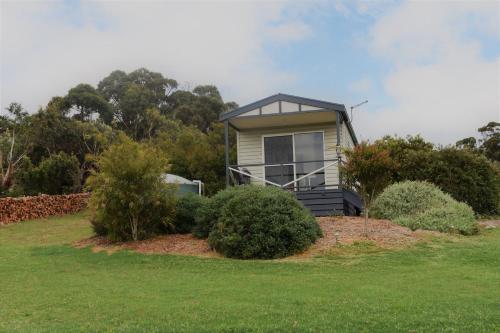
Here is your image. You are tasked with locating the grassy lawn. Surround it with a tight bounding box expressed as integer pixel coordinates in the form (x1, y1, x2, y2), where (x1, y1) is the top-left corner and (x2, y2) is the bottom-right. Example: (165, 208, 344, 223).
(1, 213, 499, 332)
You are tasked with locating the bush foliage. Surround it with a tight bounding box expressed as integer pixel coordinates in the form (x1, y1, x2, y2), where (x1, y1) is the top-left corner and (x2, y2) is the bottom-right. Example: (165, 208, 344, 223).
(371, 181, 450, 220)
(395, 201, 478, 235)
(207, 186, 322, 259)
(174, 193, 207, 234)
(86, 136, 176, 241)
(376, 136, 499, 215)
(15, 152, 81, 195)
(192, 186, 244, 238)
(372, 181, 478, 235)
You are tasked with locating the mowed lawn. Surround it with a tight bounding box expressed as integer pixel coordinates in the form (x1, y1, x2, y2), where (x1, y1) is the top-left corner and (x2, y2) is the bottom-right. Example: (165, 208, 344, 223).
(1, 213, 499, 333)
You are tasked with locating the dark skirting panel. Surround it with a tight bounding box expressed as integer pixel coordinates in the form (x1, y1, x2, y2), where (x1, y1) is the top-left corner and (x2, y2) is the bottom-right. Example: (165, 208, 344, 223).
(295, 189, 362, 217)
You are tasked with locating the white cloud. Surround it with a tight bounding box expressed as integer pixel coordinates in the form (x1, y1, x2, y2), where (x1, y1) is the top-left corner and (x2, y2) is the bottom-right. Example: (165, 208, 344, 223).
(356, 1, 500, 144)
(349, 77, 373, 95)
(0, 1, 313, 113)
(267, 22, 312, 42)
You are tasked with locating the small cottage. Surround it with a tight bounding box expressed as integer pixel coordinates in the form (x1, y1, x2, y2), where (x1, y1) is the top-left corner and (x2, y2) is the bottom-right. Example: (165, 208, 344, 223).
(220, 93, 362, 216)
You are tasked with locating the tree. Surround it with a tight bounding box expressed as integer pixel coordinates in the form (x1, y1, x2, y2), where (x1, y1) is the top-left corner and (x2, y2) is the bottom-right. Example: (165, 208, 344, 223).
(65, 84, 113, 123)
(376, 135, 433, 181)
(478, 121, 499, 162)
(456, 137, 477, 150)
(342, 142, 397, 236)
(170, 86, 233, 133)
(455, 121, 499, 162)
(86, 135, 176, 241)
(154, 122, 236, 195)
(0, 103, 30, 190)
(97, 68, 179, 140)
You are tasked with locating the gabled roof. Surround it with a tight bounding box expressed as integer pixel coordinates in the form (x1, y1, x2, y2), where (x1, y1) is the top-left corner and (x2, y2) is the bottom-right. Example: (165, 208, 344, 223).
(219, 93, 346, 121)
(220, 93, 358, 145)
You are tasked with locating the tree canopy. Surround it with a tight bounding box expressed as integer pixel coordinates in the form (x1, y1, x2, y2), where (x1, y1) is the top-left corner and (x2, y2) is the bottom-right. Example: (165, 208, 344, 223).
(0, 68, 237, 197)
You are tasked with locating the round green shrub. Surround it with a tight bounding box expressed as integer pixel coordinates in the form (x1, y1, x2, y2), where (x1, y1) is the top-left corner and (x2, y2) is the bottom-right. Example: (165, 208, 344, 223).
(174, 193, 208, 234)
(371, 181, 452, 220)
(192, 186, 245, 238)
(207, 186, 322, 259)
(371, 181, 478, 235)
(395, 201, 478, 235)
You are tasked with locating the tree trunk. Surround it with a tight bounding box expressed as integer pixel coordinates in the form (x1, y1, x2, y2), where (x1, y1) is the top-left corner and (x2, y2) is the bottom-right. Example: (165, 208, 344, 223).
(364, 206, 369, 238)
(130, 215, 138, 241)
(2, 162, 14, 189)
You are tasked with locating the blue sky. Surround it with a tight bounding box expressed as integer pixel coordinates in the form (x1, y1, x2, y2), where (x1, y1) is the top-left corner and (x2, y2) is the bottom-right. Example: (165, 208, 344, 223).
(1, 0, 498, 143)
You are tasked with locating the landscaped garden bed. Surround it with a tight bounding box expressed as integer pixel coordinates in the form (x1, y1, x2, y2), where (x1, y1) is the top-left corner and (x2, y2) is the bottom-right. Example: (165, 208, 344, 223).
(74, 216, 440, 258)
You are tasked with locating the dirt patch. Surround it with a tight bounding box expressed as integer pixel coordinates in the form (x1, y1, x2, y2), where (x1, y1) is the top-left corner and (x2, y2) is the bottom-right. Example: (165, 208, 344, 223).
(75, 217, 435, 258)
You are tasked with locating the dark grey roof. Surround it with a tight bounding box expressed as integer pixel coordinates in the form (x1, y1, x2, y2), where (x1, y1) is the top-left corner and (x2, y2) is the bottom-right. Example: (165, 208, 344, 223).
(219, 93, 358, 145)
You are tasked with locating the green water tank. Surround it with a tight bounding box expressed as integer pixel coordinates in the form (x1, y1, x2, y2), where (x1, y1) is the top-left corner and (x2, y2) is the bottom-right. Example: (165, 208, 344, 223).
(162, 174, 202, 196)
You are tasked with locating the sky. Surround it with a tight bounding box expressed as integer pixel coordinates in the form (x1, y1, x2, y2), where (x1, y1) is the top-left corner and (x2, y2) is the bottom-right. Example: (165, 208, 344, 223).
(1, 0, 499, 144)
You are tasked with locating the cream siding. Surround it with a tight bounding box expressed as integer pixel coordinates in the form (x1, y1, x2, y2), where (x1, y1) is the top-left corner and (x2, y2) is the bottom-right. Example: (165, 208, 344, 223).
(236, 108, 259, 117)
(340, 121, 355, 150)
(237, 124, 340, 186)
(261, 102, 280, 115)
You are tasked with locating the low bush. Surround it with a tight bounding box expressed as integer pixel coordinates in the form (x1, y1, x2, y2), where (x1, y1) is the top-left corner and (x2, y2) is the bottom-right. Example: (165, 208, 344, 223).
(174, 193, 207, 234)
(192, 186, 244, 238)
(207, 186, 322, 259)
(86, 137, 176, 241)
(395, 201, 478, 235)
(371, 181, 451, 220)
(372, 181, 478, 235)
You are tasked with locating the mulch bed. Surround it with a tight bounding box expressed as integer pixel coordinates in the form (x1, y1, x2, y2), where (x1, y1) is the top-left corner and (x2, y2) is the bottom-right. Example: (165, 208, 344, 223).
(75, 216, 438, 258)
(75, 233, 218, 257)
(478, 220, 500, 228)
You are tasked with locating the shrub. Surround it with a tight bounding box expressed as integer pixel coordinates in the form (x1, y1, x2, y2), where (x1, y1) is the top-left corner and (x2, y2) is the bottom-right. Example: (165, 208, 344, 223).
(15, 152, 81, 195)
(372, 181, 478, 235)
(192, 186, 245, 238)
(207, 186, 322, 259)
(371, 181, 451, 220)
(377, 136, 499, 215)
(395, 201, 478, 235)
(86, 136, 176, 241)
(174, 193, 207, 234)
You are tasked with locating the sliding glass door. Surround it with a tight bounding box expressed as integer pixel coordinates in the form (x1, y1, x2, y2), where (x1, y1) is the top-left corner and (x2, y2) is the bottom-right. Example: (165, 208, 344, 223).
(263, 132, 325, 190)
(263, 135, 294, 188)
(294, 132, 325, 190)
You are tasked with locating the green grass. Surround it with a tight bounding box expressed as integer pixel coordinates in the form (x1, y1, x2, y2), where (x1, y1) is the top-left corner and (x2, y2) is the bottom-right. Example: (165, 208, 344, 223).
(1, 213, 499, 332)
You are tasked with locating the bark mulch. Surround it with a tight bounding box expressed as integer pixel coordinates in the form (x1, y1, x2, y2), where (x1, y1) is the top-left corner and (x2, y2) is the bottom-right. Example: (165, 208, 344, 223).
(478, 220, 500, 229)
(75, 217, 437, 258)
(75, 233, 218, 257)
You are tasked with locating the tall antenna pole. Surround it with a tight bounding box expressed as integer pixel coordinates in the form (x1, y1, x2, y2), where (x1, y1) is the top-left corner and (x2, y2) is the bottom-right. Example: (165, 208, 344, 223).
(350, 100, 368, 123)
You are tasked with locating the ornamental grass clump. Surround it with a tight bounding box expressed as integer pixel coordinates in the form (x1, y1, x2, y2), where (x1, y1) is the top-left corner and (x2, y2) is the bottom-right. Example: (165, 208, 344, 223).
(207, 186, 322, 259)
(371, 181, 478, 235)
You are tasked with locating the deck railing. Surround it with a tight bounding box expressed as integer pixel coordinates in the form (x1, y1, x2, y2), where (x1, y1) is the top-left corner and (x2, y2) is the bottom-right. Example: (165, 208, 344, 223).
(228, 158, 347, 191)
